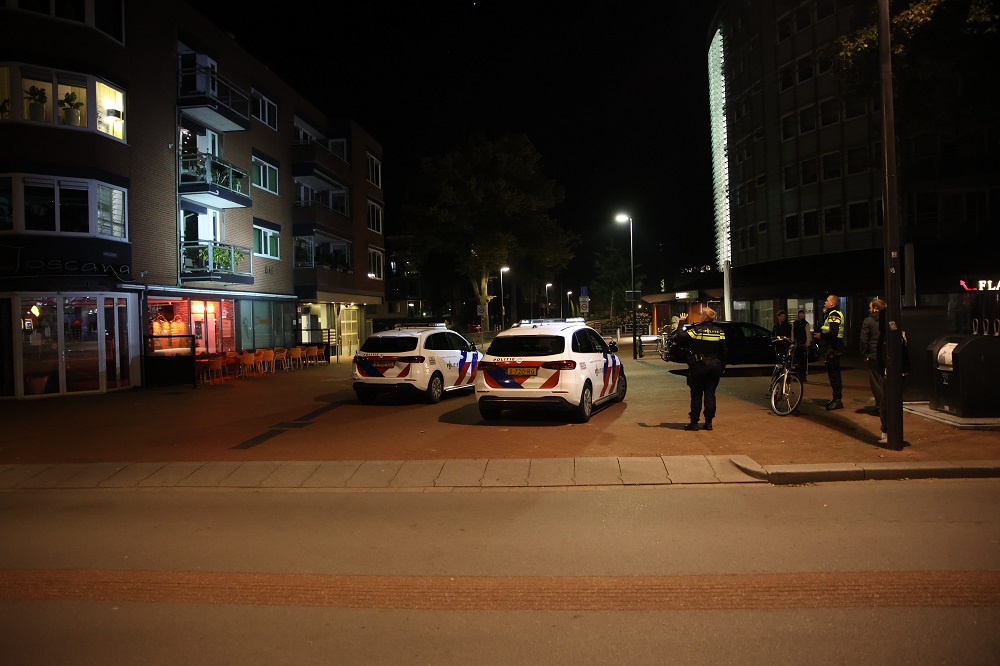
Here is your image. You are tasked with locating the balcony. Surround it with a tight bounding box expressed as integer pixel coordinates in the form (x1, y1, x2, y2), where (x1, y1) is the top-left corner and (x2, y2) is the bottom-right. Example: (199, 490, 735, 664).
(179, 240, 254, 285)
(179, 153, 252, 209)
(291, 140, 351, 190)
(178, 65, 251, 132)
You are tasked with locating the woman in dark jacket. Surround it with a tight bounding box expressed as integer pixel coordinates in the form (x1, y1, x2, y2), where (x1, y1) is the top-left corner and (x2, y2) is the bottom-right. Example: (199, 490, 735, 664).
(860, 299, 886, 413)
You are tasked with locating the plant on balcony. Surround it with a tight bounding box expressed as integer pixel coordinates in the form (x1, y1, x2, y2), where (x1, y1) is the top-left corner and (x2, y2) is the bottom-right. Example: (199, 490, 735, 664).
(24, 86, 47, 122)
(0, 99, 9, 119)
(198, 246, 246, 271)
(57, 92, 84, 126)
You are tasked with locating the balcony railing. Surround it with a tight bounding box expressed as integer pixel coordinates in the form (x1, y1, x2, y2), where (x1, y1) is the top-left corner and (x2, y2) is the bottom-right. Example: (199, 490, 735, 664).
(180, 240, 253, 278)
(178, 65, 251, 126)
(180, 153, 248, 192)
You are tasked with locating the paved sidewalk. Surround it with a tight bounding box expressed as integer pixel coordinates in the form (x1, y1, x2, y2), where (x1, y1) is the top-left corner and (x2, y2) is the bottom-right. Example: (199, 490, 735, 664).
(1, 345, 998, 489)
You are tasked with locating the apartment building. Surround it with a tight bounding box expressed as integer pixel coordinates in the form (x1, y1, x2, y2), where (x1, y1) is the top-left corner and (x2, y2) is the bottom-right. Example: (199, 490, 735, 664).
(0, 0, 384, 398)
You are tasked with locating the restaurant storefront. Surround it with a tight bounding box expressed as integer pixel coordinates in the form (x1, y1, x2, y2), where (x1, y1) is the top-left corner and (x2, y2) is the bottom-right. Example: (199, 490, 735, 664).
(1, 291, 140, 398)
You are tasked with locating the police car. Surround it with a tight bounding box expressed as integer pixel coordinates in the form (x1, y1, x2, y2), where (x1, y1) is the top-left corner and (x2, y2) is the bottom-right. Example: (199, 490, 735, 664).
(475, 318, 627, 422)
(352, 324, 482, 404)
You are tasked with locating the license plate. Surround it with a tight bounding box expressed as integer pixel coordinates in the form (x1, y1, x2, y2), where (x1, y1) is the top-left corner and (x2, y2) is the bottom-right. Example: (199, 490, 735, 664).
(505, 367, 537, 376)
(372, 360, 395, 368)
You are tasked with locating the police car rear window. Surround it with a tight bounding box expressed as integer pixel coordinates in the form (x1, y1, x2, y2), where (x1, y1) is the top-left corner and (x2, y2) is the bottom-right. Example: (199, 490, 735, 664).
(360, 336, 419, 353)
(487, 335, 565, 357)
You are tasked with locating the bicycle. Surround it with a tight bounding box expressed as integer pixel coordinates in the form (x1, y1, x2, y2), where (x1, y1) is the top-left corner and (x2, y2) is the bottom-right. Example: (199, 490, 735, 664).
(768, 336, 803, 415)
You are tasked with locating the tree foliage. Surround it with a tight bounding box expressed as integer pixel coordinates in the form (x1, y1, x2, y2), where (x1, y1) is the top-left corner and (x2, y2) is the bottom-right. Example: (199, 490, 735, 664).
(589, 245, 644, 320)
(830, 0, 1000, 131)
(404, 133, 579, 329)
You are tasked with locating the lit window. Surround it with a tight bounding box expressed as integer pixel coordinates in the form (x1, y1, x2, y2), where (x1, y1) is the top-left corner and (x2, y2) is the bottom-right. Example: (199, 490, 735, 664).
(251, 89, 277, 130)
(96, 80, 125, 140)
(253, 223, 280, 259)
(252, 156, 279, 194)
(367, 200, 383, 234)
(368, 247, 384, 280)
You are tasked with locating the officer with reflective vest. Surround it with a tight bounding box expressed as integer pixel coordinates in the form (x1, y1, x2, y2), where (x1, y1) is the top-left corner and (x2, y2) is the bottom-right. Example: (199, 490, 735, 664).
(677, 307, 727, 431)
(814, 294, 845, 410)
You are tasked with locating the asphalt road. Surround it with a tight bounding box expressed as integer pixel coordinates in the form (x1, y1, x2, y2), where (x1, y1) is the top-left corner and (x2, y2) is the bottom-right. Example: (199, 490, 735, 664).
(2, 480, 999, 664)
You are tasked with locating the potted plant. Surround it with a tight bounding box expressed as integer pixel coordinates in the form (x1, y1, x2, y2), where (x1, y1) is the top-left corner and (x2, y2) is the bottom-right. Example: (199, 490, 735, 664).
(0, 99, 9, 119)
(24, 86, 47, 122)
(57, 91, 84, 126)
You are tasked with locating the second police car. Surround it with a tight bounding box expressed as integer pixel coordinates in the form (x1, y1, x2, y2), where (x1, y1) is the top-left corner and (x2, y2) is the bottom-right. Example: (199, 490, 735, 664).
(475, 318, 627, 422)
(352, 324, 482, 404)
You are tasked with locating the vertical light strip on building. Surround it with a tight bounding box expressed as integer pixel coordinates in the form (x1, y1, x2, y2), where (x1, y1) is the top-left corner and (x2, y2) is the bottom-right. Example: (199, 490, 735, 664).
(707, 28, 731, 270)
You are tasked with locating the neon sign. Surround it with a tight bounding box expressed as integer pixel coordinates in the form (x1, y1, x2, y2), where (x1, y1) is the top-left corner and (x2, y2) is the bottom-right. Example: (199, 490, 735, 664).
(962, 279, 1000, 291)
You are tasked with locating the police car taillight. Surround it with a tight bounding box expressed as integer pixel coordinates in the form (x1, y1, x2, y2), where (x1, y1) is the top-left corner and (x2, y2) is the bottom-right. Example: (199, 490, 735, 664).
(541, 360, 577, 370)
(398, 355, 425, 363)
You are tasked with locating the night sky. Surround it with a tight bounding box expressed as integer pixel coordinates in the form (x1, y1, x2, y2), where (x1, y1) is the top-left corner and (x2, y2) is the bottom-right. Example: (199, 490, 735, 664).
(200, 1, 719, 294)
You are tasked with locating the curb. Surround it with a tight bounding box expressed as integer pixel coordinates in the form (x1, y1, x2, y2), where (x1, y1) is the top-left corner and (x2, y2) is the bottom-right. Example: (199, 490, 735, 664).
(730, 456, 1000, 485)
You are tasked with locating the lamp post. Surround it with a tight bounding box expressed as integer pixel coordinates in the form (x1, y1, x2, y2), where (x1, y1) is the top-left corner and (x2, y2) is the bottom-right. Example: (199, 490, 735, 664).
(615, 213, 637, 359)
(564, 291, 572, 318)
(498, 266, 509, 329)
(545, 283, 552, 318)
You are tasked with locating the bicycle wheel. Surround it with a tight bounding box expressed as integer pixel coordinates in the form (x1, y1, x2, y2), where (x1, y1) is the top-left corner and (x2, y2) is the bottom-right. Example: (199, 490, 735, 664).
(770, 373, 803, 416)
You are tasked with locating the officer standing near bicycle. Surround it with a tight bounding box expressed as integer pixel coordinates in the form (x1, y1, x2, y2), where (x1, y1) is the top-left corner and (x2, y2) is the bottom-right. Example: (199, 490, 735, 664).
(814, 294, 845, 410)
(678, 307, 727, 431)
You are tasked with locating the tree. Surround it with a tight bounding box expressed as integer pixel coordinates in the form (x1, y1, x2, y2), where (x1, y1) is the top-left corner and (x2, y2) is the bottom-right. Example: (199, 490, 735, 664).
(589, 245, 634, 320)
(404, 133, 579, 330)
(830, 0, 1000, 134)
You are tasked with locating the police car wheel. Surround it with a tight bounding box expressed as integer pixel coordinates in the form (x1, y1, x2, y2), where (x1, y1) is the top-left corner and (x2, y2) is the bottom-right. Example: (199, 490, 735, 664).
(479, 403, 502, 420)
(424, 373, 444, 404)
(355, 387, 377, 404)
(613, 372, 627, 403)
(573, 383, 593, 423)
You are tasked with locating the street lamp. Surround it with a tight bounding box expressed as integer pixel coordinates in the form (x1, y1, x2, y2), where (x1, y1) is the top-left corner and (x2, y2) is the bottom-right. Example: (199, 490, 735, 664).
(615, 213, 637, 359)
(564, 290, 572, 318)
(545, 283, 552, 318)
(499, 266, 510, 329)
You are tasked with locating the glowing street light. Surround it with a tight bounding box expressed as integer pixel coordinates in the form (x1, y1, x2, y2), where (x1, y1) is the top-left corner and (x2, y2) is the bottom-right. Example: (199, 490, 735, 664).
(499, 266, 510, 329)
(564, 290, 572, 318)
(615, 213, 637, 359)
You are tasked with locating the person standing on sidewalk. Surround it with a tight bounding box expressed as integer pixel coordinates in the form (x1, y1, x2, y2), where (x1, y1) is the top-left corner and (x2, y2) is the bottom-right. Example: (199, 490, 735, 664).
(771, 310, 792, 339)
(860, 299, 886, 415)
(678, 307, 727, 431)
(792, 309, 811, 383)
(814, 294, 845, 410)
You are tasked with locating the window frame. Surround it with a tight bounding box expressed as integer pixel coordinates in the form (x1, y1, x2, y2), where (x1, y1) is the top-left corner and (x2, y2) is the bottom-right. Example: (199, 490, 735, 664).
(253, 224, 281, 259)
(251, 89, 278, 130)
(368, 246, 385, 280)
(367, 200, 383, 234)
(367, 153, 382, 188)
(251, 155, 279, 195)
(1, 173, 127, 239)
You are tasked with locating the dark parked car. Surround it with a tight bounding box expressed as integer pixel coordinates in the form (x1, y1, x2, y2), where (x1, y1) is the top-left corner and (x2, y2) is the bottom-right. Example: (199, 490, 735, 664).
(661, 321, 776, 365)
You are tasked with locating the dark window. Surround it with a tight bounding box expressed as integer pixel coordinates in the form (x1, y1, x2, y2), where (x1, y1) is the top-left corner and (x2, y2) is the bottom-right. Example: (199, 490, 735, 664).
(822, 153, 842, 180)
(803, 210, 820, 236)
(797, 56, 814, 83)
(801, 158, 818, 185)
(824, 206, 844, 233)
(60, 187, 89, 233)
(782, 114, 796, 141)
(24, 183, 55, 231)
(849, 201, 870, 229)
(487, 335, 565, 357)
(783, 165, 798, 190)
(777, 16, 792, 42)
(785, 214, 799, 239)
(820, 99, 840, 126)
(795, 5, 813, 31)
(360, 335, 418, 353)
(799, 106, 817, 133)
(779, 66, 795, 91)
(847, 146, 869, 174)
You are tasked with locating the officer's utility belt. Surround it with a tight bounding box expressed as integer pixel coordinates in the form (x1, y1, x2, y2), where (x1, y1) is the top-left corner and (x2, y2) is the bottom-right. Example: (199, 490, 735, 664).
(690, 353, 720, 362)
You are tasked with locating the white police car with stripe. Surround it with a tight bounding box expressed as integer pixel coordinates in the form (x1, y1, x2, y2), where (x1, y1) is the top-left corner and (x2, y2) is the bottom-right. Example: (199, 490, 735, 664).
(352, 324, 481, 404)
(475, 318, 627, 422)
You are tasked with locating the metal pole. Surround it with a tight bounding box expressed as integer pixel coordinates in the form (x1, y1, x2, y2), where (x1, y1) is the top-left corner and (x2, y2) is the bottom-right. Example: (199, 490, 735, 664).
(629, 217, 637, 359)
(499, 269, 505, 330)
(878, 0, 904, 448)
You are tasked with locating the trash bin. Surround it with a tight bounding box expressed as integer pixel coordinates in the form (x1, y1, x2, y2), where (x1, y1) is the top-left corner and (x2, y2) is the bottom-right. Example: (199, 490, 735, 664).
(928, 335, 1000, 418)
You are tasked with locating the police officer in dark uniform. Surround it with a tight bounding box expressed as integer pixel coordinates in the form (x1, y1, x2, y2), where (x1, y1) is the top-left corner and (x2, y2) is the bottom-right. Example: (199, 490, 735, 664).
(678, 307, 727, 431)
(814, 294, 845, 410)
